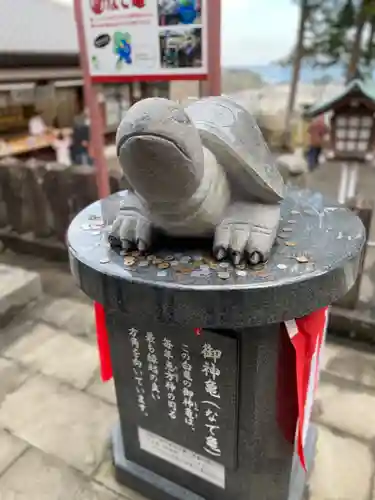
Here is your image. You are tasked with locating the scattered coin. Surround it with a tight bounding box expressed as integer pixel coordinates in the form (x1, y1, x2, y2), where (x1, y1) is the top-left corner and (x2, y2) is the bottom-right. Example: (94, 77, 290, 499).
(124, 256, 136, 266)
(138, 260, 149, 268)
(219, 262, 230, 269)
(200, 264, 210, 271)
(200, 269, 211, 276)
(100, 258, 110, 264)
(157, 271, 168, 277)
(255, 271, 270, 278)
(288, 220, 297, 224)
(290, 210, 300, 215)
(251, 263, 265, 271)
(191, 270, 208, 278)
(282, 228, 293, 233)
(175, 266, 190, 274)
(235, 269, 247, 277)
(236, 263, 247, 270)
(81, 223, 91, 231)
(158, 262, 170, 270)
(277, 264, 287, 270)
(277, 234, 288, 239)
(170, 260, 179, 267)
(217, 271, 231, 280)
(285, 241, 296, 247)
(89, 214, 101, 220)
(164, 255, 175, 261)
(296, 255, 309, 263)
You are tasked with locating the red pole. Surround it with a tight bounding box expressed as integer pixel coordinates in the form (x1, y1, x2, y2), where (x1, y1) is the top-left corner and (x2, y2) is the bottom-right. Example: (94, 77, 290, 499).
(73, 0, 110, 199)
(200, 0, 221, 97)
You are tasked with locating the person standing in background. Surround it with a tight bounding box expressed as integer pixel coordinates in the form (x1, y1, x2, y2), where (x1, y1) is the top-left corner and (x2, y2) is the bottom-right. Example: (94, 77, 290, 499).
(71, 108, 92, 165)
(28, 112, 47, 137)
(52, 130, 72, 166)
(306, 115, 329, 171)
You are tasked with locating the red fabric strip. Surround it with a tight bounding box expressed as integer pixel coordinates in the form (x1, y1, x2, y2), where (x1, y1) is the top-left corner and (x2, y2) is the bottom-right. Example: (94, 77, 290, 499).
(94, 302, 113, 382)
(281, 307, 328, 471)
(276, 325, 298, 445)
(289, 326, 309, 471)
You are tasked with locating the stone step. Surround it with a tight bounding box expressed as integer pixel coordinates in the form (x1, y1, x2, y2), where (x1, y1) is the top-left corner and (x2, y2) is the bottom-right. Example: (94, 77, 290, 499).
(0, 264, 42, 327)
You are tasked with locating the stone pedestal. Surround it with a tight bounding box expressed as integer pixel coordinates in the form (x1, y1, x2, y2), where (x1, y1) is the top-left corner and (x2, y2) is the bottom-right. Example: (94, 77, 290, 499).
(68, 188, 365, 500)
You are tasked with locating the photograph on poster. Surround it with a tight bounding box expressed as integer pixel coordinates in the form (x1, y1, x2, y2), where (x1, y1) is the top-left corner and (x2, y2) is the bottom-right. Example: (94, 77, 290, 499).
(158, 0, 202, 26)
(159, 28, 202, 69)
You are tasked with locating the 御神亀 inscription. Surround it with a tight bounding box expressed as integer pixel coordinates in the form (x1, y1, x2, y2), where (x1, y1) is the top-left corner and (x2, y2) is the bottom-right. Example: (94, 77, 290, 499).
(201, 343, 223, 457)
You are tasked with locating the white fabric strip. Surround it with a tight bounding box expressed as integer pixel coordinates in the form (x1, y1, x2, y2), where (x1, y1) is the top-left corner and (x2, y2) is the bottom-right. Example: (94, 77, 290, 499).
(284, 319, 299, 339)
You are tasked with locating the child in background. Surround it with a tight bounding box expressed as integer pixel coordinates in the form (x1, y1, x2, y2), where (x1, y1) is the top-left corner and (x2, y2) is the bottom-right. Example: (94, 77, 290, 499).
(52, 131, 72, 166)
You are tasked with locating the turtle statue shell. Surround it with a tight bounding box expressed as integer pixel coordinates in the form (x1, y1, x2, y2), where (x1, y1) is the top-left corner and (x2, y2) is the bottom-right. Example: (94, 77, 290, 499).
(185, 95, 285, 203)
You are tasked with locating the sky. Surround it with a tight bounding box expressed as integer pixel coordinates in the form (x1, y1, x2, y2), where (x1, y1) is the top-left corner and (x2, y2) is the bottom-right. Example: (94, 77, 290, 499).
(58, 0, 299, 66)
(221, 0, 299, 67)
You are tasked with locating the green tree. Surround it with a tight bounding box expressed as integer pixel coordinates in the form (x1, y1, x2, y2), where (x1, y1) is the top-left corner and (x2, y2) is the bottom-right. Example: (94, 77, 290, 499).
(282, 0, 323, 148)
(309, 0, 375, 81)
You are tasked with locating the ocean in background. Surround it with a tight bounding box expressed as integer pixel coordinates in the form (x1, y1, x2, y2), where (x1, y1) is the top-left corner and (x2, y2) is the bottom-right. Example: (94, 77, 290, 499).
(231, 64, 346, 84)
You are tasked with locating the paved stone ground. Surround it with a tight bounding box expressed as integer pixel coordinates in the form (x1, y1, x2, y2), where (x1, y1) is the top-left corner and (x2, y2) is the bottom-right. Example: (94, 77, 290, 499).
(0, 253, 373, 499)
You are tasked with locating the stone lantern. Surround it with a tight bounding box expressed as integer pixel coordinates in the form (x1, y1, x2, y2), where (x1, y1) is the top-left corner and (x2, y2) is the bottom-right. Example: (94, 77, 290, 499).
(305, 78, 375, 203)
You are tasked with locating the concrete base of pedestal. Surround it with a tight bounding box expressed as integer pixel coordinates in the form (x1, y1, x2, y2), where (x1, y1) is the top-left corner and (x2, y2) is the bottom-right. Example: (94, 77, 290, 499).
(112, 422, 315, 500)
(112, 422, 203, 500)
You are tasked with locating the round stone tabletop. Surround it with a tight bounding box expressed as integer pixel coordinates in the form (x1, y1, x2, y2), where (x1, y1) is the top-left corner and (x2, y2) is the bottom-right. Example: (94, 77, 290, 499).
(68, 188, 365, 328)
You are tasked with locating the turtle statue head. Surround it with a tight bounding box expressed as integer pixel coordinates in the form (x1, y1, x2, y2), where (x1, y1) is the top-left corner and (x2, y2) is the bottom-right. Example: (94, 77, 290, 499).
(116, 97, 230, 235)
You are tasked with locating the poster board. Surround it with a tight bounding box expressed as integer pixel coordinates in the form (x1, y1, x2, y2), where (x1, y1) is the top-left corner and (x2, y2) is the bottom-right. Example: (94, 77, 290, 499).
(80, 0, 208, 82)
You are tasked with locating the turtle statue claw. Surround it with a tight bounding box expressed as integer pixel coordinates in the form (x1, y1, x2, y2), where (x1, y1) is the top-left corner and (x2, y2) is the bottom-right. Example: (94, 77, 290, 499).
(109, 96, 285, 265)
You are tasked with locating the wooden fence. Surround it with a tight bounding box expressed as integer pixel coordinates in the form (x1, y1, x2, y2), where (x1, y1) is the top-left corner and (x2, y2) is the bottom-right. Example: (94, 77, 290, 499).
(0, 158, 122, 260)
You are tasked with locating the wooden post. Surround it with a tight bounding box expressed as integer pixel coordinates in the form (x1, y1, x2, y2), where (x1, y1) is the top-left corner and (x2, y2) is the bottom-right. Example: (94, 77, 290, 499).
(73, 0, 110, 199)
(347, 163, 359, 200)
(200, 0, 221, 97)
(338, 163, 349, 204)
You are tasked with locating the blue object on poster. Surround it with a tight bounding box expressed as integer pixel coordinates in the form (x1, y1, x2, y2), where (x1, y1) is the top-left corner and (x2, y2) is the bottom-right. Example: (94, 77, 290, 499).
(178, 0, 197, 24)
(118, 43, 132, 64)
(114, 32, 132, 65)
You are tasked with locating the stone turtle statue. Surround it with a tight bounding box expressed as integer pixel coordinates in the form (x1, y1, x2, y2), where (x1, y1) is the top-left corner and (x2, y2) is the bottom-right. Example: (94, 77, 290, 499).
(109, 95, 285, 265)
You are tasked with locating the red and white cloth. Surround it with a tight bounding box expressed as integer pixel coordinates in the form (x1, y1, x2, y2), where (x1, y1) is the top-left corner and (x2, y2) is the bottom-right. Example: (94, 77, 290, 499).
(280, 307, 329, 470)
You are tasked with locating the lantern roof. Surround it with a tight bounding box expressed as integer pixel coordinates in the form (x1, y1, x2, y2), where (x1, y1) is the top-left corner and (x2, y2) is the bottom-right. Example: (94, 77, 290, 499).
(305, 79, 375, 118)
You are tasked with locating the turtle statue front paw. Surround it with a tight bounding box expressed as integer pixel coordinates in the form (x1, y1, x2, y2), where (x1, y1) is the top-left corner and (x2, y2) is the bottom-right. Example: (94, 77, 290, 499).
(213, 202, 281, 265)
(109, 192, 152, 252)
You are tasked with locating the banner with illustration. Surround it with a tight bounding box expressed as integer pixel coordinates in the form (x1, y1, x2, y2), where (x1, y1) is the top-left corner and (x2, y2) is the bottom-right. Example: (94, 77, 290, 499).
(80, 0, 208, 82)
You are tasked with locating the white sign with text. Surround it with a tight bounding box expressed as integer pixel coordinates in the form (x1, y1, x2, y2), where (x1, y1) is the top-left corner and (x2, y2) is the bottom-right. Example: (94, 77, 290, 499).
(79, 0, 208, 81)
(138, 427, 225, 489)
